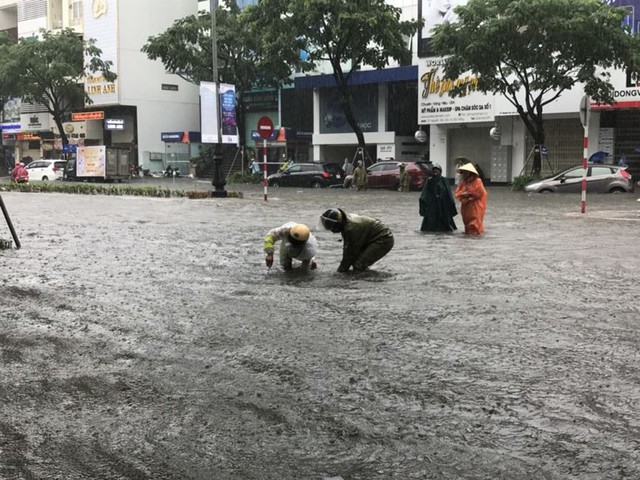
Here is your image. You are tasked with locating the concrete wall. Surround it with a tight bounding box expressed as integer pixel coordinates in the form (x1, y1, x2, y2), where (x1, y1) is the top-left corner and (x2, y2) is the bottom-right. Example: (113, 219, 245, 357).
(117, 0, 200, 162)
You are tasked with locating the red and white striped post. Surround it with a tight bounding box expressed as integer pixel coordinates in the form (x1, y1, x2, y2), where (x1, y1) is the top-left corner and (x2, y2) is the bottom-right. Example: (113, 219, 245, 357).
(257, 116, 274, 202)
(262, 138, 268, 202)
(581, 134, 588, 214)
(579, 95, 590, 214)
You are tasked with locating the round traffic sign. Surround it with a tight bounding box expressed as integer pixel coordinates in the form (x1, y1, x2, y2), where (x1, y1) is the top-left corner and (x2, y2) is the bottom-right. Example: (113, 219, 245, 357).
(257, 116, 274, 140)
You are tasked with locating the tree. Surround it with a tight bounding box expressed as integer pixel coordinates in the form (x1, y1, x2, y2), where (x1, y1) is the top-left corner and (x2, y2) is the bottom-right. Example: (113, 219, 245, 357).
(262, 0, 421, 164)
(2, 28, 115, 146)
(141, 0, 308, 148)
(0, 32, 18, 123)
(430, 0, 640, 175)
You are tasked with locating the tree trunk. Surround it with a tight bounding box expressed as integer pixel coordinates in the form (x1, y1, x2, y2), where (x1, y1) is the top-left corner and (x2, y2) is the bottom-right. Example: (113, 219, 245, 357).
(53, 114, 69, 146)
(332, 64, 370, 166)
(530, 116, 545, 177)
(515, 103, 545, 177)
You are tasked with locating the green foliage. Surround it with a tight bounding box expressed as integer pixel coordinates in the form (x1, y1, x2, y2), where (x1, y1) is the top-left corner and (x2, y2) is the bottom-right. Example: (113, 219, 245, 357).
(227, 171, 262, 184)
(2, 182, 244, 199)
(431, 0, 640, 145)
(259, 0, 421, 155)
(141, 0, 306, 89)
(3, 182, 183, 197)
(511, 175, 536, 191)
(1, 28, 115, 144)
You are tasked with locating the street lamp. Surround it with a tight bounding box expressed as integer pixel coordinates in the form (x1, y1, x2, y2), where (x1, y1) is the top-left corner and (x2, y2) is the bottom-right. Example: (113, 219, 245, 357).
(209, 0, 227, 197)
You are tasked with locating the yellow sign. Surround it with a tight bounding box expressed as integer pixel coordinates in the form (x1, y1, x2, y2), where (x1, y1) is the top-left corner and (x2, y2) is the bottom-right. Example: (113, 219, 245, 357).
(92, 0, 107, 18)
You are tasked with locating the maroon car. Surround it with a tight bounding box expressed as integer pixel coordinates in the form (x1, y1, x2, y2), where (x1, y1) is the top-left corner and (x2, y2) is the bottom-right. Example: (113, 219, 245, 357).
(346, 161, 430, 190)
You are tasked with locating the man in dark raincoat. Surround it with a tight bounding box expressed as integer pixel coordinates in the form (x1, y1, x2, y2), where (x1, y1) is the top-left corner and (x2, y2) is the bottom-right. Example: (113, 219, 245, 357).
(419, 162, 457, 232)
(320, 208, 394, 272)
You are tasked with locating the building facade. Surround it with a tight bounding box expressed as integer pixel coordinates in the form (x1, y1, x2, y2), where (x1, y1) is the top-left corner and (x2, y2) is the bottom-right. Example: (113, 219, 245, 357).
(295, 0, 639, 182)
(1, 0, 201, 174)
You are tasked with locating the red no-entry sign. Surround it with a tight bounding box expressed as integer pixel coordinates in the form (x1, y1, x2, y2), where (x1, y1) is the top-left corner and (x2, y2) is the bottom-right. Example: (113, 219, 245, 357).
(257, 116, 274, 140)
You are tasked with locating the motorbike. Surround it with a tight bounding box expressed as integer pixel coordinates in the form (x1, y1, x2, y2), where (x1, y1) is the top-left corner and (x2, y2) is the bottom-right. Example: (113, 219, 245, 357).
(163, 165, 180, 178)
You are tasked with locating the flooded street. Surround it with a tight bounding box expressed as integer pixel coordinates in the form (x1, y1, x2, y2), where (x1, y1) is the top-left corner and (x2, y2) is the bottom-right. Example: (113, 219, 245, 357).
(1, 184, 640, 479)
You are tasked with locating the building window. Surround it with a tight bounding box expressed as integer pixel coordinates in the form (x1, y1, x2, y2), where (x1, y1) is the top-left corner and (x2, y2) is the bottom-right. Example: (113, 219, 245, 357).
(71, 0, 83, 26)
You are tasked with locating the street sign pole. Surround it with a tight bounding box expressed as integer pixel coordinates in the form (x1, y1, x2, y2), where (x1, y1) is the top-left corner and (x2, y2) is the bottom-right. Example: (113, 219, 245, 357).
(257, 116, 274, 202)
(579, 95, 591, 214)
(263, 138, 268, 201)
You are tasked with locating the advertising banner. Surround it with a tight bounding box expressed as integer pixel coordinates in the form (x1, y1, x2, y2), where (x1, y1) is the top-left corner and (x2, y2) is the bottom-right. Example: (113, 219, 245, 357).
(77, 146, 106, 177)
(220, 83, 238, 145)
(200, 82, 219, 144)
(84, 0, 119, 105)
(418, 57, 494, 124)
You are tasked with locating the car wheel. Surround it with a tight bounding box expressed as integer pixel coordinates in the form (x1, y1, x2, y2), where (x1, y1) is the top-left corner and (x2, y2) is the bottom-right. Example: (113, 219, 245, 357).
(311, 181, 323, 189)
(539, 188, 553, 194)
(609, 187, 626, 194)
(42, 175, 49, 181)
(270, 181, 279, 188)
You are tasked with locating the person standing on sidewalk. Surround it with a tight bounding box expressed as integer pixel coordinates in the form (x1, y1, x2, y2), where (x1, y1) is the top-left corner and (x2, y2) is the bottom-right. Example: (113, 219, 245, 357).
(263, 222, 318, 271)
(454, 163, 487, 235)
(320, 208, 394, 272)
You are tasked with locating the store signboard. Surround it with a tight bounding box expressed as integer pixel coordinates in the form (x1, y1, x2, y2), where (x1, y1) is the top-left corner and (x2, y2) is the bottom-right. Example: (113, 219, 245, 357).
(84, 0, 119, 105)
(418, 57, 493, 124)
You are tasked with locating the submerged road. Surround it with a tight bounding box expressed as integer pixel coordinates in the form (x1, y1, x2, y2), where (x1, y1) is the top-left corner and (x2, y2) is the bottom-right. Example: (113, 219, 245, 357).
(1, 185, 640, 479)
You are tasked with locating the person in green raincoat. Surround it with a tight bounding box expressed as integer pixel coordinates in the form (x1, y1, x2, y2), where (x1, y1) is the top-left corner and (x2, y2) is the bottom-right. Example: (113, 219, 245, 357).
(352, 160, 368, 191)
(398, 163, 411, 192)
(419, 163, 457, 232)
(320, 208, 394, 272)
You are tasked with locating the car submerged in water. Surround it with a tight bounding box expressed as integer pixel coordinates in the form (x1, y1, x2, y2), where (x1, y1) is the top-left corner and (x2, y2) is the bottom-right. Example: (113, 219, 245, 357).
(267, 162, 343, 188)
(344, 161, 431, 191)
(524, 164, 634, 194)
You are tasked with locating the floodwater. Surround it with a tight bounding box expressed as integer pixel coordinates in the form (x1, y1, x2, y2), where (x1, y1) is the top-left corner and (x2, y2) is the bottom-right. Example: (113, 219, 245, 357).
(1, 183, 640, 480)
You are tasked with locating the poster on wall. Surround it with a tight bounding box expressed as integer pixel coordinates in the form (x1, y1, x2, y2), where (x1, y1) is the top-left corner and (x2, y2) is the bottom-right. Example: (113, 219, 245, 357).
(220, 83, 238, 145)
(598, 128, 615, 158)
(418, 0, 469, 57)
(418, 57, 494, 124)
(77, 146, 106, 177)
(200, 82, 219, 144)
(319, 85, 378, 134)
(377, 144, 395, 160)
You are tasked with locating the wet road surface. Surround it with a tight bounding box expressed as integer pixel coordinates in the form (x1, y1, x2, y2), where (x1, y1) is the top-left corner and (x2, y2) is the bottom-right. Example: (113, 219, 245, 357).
(1, 183, 640, 479)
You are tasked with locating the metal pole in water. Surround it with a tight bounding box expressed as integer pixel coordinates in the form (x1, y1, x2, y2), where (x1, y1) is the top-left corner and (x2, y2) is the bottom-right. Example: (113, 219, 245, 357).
(0, 194, 21, 249)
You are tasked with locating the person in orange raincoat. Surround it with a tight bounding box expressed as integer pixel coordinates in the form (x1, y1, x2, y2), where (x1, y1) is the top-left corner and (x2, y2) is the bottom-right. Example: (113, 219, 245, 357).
(454, 163, 487, 235)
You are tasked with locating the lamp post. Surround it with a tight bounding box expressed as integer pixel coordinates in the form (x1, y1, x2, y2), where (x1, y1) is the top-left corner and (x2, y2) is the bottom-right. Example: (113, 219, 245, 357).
(210, 0, 227, 197)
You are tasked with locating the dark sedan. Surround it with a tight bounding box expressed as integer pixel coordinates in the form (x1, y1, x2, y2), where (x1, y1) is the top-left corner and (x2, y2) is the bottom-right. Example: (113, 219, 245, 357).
(267, 163, 343, 188)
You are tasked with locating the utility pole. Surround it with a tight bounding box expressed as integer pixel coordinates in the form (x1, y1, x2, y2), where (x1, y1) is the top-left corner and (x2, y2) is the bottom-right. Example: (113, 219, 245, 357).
(210, 0, 227, 197)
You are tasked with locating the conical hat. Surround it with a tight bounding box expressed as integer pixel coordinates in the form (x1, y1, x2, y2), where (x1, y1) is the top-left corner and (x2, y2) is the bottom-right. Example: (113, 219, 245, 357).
(457, 163, 478, 175)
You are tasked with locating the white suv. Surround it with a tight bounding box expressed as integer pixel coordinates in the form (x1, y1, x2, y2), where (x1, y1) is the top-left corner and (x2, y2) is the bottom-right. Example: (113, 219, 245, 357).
(25, 159, 67, 181)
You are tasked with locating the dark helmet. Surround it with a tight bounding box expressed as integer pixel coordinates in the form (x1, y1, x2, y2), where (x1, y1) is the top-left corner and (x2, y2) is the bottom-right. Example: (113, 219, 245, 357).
(320, 208, 344, 233)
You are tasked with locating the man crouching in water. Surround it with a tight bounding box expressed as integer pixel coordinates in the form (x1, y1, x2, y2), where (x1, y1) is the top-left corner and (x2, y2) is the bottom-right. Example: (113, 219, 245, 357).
(263, 223, 317, 271)
(320, 208, 394, 272)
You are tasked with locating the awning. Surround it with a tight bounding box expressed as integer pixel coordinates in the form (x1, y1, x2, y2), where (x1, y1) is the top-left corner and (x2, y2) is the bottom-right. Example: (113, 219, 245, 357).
(294, 65, 418, 89)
